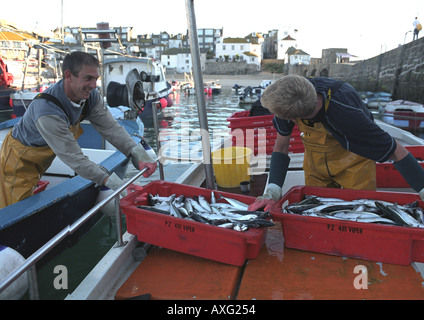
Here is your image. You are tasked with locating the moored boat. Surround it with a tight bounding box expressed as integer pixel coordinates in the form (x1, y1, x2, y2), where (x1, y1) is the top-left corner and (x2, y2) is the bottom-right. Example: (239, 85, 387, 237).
(0, 57, 16, 117)
(382, 100, 424, 130)
(360, 91, 392, 110)
(103, 56, 173, 119)
(204, 80, 221, 94)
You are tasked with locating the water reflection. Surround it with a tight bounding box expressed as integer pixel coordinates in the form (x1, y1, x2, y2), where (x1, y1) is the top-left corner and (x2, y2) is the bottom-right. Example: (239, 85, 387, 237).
(143, 87, 251, 161)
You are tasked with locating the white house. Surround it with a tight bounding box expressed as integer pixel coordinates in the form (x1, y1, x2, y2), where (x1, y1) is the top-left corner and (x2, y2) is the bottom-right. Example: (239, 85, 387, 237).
(215, 37, 262, 68)
(241, 52, 261, 70)
(161, 48, 206, 73)
(277, 35, 298, 60)
(287, 47, 311, 65)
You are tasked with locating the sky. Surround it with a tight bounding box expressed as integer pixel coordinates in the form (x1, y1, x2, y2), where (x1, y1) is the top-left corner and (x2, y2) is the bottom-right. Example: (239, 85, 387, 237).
(2, 0, 423, 60)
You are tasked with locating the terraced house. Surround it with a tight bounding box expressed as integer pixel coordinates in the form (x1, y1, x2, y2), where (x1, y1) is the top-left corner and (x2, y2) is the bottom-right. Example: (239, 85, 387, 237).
(215, 35, 262, 70)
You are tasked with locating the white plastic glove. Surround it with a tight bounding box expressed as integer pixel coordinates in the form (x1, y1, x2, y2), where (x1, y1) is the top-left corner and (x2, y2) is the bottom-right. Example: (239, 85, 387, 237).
(262, 183, 283, 200)
(130, 144, 157, 177)
(104, 172, 127, 197)
(130, 145, 156, 165)
(248, 183, 282, 211)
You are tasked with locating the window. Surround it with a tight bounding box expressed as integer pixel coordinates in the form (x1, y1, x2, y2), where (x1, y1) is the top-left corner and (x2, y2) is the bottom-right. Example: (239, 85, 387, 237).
(223, 45, 226, 50)
(231, 45, 235, 50)
(108, 64, 123, 75)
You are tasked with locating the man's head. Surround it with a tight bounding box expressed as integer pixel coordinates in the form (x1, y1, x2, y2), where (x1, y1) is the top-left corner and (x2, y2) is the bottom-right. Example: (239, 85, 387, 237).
(62, 51, 100, 103)
(261, 75, 317, 120)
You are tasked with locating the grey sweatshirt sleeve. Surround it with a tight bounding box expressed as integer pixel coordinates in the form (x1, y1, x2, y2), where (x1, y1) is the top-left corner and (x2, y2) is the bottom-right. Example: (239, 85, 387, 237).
(86, 97, 138, 156)
(35, 115, 109, 185)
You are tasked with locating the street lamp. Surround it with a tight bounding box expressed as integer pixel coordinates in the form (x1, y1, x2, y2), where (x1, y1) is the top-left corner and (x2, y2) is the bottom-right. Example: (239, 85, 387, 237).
(404, 30, 412, 44)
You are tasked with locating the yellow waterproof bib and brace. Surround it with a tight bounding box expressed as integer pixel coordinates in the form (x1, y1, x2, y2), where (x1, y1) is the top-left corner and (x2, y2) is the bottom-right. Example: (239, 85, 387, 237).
(296, 87, 376, 191)
(0, 94, 86, 208)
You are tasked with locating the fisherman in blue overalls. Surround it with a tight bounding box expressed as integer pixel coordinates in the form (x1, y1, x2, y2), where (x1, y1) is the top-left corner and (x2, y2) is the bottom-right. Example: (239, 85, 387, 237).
(250, 75, 424, 210)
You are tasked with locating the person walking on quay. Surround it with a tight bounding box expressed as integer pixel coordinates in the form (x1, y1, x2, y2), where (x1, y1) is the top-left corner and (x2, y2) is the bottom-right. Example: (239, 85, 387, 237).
(413, 17, 422, 40)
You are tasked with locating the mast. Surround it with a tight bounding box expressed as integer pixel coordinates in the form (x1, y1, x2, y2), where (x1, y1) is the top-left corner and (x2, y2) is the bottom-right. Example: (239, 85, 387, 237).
(185, 0, 216, 190)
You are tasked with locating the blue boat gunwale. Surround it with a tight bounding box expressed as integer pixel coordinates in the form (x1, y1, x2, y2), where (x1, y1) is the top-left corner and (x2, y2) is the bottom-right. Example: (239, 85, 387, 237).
(0, 117, 141, 231)
(0, 150, 129, 230)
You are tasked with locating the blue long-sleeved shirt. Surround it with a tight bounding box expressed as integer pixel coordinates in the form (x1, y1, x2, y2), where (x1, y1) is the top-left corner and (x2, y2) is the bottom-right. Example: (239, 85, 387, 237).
(273, 77, 396, 163)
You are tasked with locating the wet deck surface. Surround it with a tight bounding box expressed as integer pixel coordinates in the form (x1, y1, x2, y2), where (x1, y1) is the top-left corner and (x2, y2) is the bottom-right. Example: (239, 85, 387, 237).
(115, 220, 424, 300)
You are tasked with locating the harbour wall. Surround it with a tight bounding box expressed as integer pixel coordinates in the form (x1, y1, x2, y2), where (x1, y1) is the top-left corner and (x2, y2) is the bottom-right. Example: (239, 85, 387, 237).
(288, 37, 424, 103)
(204, 61, 259, 75)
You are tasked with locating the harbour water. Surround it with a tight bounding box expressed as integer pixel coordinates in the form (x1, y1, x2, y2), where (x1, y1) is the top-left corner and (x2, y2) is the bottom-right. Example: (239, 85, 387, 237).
(32, 85, 254, 300)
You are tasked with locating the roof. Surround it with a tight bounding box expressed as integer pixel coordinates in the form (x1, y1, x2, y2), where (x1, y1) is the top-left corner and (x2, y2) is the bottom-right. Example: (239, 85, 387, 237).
(243, 51, 259, 57)
(223, 37, 250, 44)
(162, 48, 191, 55)
(285, 46, 310, 56)
(282, 35, 296, 41)
(292, 49, 309, 56)
(336, 52, 357, 58)
(0, 31, 37, 42)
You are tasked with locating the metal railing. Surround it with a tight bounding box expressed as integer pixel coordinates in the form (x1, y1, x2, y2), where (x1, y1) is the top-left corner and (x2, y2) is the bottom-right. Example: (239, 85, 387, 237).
(0, 164, 151, 300)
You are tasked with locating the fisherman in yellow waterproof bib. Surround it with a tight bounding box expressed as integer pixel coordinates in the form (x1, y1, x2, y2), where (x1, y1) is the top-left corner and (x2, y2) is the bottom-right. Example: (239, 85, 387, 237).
(0, 52, 157, 209)
(249, 75, 424, 210)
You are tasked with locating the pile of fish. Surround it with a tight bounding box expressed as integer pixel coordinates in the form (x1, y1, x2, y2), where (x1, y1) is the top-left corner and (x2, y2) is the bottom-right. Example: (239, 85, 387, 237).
(137, 192, 274, 232)
(282, 195, 424, 228)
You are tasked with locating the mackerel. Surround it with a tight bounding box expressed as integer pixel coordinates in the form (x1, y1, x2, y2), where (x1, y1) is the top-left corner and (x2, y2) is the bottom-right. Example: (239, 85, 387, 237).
(216, 194, 249, 210)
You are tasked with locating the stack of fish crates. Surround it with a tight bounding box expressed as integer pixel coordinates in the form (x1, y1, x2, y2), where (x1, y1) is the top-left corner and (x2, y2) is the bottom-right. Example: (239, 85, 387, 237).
(226, 111, 304, 156)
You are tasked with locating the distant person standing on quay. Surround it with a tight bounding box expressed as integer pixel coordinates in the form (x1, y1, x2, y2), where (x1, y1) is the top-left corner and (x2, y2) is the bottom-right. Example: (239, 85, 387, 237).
(413, 17, 422, 40)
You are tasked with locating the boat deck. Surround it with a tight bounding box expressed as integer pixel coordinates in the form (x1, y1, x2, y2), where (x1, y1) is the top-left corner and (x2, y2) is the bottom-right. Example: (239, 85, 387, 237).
(68, 158, 424, 300)
(115, 220, 424, 300)
(113, 172, 424, 300)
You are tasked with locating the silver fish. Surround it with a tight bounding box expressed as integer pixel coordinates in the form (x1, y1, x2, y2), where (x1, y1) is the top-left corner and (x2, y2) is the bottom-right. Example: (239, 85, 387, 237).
(211, 191, 217, 204)
(216, 194, 249, 210)
(390, 204, 424, 228)
(187, 198, 208, 213)
(139, 193, 273, 232)
(184, 198, 193, 214)
(198, 195, 212, 212)
(284, 195, 424, 228)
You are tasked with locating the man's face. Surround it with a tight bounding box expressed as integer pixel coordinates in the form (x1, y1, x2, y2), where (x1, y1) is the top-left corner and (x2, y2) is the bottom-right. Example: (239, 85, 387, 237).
(65, 65, 99, 103)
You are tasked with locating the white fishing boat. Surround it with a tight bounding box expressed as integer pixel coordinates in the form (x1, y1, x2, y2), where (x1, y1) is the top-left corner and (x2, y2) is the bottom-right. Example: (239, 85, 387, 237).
(103, 56, 172, 116)
(2, 3, 424, 302)
(382, 100, 424, 131)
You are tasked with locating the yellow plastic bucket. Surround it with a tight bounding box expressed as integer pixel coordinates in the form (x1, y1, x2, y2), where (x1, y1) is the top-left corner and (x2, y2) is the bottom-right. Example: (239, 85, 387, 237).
(211, 147, 252, 188)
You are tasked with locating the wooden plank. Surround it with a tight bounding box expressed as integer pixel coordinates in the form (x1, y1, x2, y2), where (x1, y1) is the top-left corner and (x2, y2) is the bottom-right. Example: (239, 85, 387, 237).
(115, 247, 242, 300)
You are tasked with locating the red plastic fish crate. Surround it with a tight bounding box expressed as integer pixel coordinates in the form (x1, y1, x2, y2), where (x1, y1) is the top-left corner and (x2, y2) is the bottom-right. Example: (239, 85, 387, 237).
(120, 181, 267, 266)
(376, 146, 424, 188)
(270, 185, 424, 265)
(227, 111, 304, 155)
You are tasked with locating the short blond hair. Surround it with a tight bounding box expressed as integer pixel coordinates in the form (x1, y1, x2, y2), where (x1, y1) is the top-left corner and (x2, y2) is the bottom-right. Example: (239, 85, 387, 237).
(261, 75, 317, 119)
